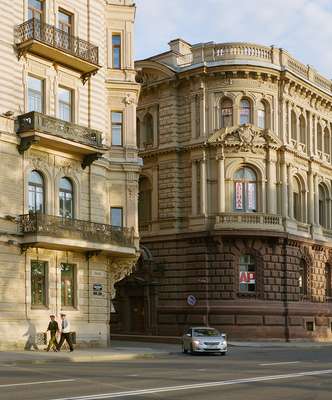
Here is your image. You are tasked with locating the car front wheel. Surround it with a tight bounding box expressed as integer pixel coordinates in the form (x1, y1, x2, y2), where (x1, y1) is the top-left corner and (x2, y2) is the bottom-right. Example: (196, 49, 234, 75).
(182, 343, 188, 354)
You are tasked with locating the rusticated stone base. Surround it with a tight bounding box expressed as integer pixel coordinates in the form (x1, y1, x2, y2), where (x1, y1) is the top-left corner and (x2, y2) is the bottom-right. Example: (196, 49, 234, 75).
(111, 232, 332, 341)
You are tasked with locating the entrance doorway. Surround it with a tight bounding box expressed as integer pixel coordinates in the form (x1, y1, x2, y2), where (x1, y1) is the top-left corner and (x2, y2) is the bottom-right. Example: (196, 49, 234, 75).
(130, 296, 145, 333)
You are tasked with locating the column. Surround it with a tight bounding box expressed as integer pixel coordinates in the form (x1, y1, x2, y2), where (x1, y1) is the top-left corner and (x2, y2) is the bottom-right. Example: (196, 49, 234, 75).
(307, 111, 313, 156)
(217, 156, 225, 213)
(191, 160, 198, 216)
(287, 164, 294, 219)
(267, 156, 276, 214)
(152, 166, 159, 221)
(200, 157, 207, 216)
(190, 94, 196, 139)
(200, 89, 206, 138)
(314, 174, 319, 225)
(308, 169, 314, 225)
(287, 102, 292, 144)
(281, 161, 288, 218)
(282, 100, 287, 144)
(313, 114, 317, 155)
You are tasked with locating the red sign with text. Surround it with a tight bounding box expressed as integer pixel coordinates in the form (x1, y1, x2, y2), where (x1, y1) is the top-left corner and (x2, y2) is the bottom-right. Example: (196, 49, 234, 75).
(239, 271, 256, 284)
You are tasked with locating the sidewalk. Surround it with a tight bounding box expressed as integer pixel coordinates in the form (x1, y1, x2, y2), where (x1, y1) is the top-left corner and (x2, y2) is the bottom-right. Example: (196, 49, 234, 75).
(0, 341, 176, 365)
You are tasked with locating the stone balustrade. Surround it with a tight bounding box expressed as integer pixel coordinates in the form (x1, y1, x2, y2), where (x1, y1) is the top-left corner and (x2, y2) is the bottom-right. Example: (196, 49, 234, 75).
(216, 212, 283, 227)
(189, 42, 332, 95)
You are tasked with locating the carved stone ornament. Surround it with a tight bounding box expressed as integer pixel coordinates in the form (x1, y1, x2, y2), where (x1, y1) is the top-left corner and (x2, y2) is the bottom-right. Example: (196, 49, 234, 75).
(109, 256, 139, 299)
(208, 124, 281, 152)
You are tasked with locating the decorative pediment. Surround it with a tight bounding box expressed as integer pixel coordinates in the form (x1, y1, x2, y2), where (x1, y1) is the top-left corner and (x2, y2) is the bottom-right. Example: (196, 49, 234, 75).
(135, 61, 175, 85)
(208, 124, 281, 152)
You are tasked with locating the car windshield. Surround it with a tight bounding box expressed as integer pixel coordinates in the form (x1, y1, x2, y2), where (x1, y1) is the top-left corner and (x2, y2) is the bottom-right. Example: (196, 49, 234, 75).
(193, 328, 220, 337)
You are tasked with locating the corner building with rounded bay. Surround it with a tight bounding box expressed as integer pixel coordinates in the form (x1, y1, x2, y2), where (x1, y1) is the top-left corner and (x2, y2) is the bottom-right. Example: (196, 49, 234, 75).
(113, 39, 332, 340)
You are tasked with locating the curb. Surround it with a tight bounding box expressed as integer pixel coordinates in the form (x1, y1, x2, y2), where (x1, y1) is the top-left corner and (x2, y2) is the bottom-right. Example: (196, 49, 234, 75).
(0, 351, 169, 365)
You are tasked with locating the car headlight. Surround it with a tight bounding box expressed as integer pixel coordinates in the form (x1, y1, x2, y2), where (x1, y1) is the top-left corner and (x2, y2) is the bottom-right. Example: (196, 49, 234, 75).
(193, 340, 201, 345)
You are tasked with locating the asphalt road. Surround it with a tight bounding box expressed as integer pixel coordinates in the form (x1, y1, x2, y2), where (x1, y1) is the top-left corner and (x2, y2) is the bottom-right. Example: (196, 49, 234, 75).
(1, 344, 332, 400)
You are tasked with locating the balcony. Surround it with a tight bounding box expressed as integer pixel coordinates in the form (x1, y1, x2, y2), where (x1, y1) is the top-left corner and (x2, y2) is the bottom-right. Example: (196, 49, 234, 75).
(18, 213, 136, 256)
(215, 212, 283, 233)
(16, 112, 107, 168)
(15, 19, 100, 83)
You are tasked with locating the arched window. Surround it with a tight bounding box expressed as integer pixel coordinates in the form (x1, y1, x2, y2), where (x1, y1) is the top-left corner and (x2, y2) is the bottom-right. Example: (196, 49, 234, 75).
(293, 177, 301, 221)
(291, 110, 297, 141)
(317, 124, 323, 152)
(319, 184, 328, 228)
(324, 127, 330, 157)
(138, 176, 152, 231)
(136, 117, 141, 148)
(239, 255, 256, 293)
(299, 115, 306, 145)
(299, 259, 308, 300)
(234, 167, 257, 212)
(220, 98, 233, 128)
(28, 170, 44, 213)
(257, 101, 266, 129)
(59, 177, 73, 218)
(240, 99, 251, 125)
(143, 113, 153, 146)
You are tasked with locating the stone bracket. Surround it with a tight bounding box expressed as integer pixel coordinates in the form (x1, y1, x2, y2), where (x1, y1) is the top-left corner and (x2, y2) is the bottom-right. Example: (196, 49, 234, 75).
(81, 70, 98, 85)
(86, 250, 102, 260)
(82, 153, 103, 169)
(18, 136, 40, 154)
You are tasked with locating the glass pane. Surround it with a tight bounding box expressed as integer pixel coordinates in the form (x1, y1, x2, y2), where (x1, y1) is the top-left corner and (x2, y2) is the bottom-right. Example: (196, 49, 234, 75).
(58, 87, 71, 103)
(234, 168, 244, 180)
(247, 183, 256, 210)
(28, 77, 43, 112)
(61, 264, 74, 307)
(258, 110, 265, 129)
(113, 48, 121, 68)
(112, 125, 122, 146)
(59, 11, 71, 24)
(235, 182, 243, 210)
(28, 76, 42, 92)
(60, 177, 72, 191)
(112, 112, 123, 123)
(111, 208, 123, 228)
(31, 261, 46, 306)
(112, 35, 121, 45)
(29, 170, 43, 185)
(28, 189, 35, 212)
(29, 0, 43, 10)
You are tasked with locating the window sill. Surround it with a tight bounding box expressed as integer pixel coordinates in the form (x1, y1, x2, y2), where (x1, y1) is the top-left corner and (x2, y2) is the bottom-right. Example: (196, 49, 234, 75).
(31, 305, 49, 310)
(61, 307, 78, 311)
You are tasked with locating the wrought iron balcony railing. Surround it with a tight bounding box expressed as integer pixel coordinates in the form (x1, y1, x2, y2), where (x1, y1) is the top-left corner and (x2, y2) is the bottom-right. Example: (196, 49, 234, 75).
(19, 213, 135, 249)
(17, 112, 104, 149)
(15, 18, 99, 66)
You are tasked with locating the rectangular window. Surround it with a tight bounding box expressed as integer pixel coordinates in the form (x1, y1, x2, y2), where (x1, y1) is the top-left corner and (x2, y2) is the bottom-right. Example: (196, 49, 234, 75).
(58, 86, 73, 122)
(31, 261, 47, 307)
(111, 111, 123, 146)
(58, 9, 73, 50)
(61, 263, 75, 308)
(326, 266, 332, 300)
(235, 182, 243, 210)
(112, 34, 121, 69)
(294, 192, 300, 221)
(239, 255, 256, 293)
(28, 76, 44, 113)
(111, 207, 123, 228)
(28, 0, 44, 20)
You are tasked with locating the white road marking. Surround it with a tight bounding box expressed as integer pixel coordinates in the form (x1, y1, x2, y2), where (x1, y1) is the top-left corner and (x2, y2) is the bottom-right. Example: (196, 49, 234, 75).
(126, 375, 138, 377)
(50, 369, 332, 400)
(0, 379, 75, 388)
(197, 369, 206, 372)
(260, 361, 300, 366)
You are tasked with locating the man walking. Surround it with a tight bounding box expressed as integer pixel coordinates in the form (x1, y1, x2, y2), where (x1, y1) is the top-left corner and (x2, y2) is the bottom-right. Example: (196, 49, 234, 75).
(57, 313, 74, 352)
(45, 315, 59, 352)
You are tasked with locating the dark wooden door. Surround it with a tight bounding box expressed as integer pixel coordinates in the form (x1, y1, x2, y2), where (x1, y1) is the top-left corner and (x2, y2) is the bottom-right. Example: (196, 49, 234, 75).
(130, 296, 145, 333)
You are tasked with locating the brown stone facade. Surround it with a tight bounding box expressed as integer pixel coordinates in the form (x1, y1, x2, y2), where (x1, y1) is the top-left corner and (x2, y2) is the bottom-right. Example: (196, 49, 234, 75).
(112, 232, 332, 341)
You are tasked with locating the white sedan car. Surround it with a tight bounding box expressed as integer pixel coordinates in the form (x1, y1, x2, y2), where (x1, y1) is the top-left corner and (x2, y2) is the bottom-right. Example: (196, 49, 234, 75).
(182, 327, 227, 355)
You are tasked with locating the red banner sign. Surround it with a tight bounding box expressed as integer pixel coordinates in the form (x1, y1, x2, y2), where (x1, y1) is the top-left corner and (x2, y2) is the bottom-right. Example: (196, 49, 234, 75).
(239, 271, 256, 284)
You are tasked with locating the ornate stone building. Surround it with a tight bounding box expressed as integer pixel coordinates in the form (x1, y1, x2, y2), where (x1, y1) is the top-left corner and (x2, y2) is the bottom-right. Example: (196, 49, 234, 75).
(0, 0, 140, 349)
(112, 39, 332, 340)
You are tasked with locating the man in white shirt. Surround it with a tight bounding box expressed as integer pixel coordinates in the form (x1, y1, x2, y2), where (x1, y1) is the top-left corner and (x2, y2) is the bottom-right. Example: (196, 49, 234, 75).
(57, 313, 74, 352)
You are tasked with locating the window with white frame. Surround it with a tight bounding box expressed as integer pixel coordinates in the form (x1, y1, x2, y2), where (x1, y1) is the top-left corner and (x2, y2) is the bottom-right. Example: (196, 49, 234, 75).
(28, 76, 44, 113)
(58, 86, 73, 122)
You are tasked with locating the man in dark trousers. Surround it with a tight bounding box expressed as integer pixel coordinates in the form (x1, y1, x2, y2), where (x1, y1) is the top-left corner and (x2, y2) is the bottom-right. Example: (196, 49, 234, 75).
(57, 313, 74, 352)
(46, 315, 59, 352)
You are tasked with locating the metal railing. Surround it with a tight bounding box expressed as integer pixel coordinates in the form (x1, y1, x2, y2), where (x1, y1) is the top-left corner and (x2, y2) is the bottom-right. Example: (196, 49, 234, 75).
(17, 112, 104, 148)
(15, 18, 99, 65)
(19, 213, 135, 248)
